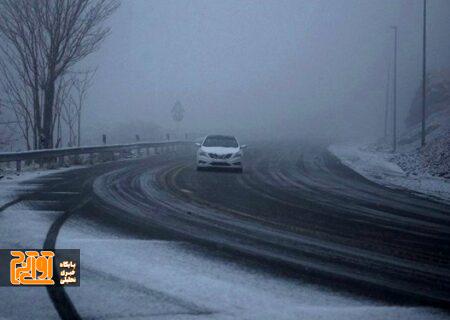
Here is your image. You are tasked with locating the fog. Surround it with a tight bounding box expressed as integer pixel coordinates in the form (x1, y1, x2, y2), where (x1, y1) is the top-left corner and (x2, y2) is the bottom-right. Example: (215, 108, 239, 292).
(84, 0, 450, 144)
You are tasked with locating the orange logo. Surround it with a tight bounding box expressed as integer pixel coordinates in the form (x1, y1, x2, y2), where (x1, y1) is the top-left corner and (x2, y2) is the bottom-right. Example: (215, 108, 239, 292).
(10, 251, 55, 285)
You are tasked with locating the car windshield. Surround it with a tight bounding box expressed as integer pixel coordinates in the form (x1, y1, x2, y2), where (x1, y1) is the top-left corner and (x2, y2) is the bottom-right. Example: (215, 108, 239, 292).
(203, 136, 238, 148)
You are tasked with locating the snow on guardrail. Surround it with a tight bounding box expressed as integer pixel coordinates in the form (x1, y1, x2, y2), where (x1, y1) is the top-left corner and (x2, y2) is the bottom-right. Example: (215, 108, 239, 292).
(0, 140, 193, 171)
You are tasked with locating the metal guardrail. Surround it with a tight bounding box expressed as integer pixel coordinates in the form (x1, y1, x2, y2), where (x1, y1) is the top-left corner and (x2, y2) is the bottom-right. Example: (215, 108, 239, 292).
(0, 140, 192, 171)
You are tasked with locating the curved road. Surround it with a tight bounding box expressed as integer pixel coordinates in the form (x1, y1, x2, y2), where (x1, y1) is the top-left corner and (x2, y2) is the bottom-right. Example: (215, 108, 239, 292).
(2, 142, 449, 319)
(92, 142, 450, 307)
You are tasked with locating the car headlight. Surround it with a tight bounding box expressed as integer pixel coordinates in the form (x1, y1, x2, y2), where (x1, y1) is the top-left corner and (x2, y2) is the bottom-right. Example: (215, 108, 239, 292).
(199, 151, 208, 157)
(233, 151, 242, 158)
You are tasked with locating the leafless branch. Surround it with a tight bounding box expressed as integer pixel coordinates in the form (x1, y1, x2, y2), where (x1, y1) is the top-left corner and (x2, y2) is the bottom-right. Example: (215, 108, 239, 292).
(0, 0, 119, 149)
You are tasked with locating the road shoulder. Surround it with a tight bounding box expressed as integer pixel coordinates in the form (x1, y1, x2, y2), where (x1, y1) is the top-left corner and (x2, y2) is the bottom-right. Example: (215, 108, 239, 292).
(328, 144, 450, 203)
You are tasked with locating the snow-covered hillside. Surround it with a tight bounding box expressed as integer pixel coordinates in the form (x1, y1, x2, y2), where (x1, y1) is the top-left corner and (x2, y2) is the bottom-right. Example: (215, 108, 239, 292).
(330, 90, 450, 202)
(329, 142, 450, 203)
(385, 107, 450, 179)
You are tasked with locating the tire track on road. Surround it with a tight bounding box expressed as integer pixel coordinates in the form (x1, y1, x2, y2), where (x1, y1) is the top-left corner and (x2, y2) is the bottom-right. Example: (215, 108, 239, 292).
(142, 145, 450, 308)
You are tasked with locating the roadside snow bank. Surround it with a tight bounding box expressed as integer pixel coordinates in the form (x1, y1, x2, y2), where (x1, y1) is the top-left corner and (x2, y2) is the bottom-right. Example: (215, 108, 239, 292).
(393, 108, 450, 178)
(329, 144, 450, 203)
(0, 166, 83, 207)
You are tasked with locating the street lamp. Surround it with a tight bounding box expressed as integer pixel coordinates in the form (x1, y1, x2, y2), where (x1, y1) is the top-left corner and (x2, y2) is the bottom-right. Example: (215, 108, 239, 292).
(421, 0, 427, 147)
(384, 56, 391, 139)
(390, 26, 398, 152)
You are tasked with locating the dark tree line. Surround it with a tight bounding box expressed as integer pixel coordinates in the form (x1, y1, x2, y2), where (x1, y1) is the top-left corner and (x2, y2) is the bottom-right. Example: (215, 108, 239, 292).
(0, 0, 119, 150)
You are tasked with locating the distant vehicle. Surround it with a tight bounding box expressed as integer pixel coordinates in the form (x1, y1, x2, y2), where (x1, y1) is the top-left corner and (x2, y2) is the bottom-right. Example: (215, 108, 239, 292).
(196, 135, 246, 172)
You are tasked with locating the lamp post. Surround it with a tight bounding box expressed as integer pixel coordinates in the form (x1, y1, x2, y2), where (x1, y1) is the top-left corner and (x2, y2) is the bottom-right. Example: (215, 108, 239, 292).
(384, 59, 391, 139)
(391, 26, 398, 152)
(421, 0, 427, 147)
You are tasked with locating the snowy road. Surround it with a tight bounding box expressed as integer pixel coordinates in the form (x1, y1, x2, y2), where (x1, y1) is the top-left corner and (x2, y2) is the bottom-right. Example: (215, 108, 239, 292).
(1, 143, 449, 319)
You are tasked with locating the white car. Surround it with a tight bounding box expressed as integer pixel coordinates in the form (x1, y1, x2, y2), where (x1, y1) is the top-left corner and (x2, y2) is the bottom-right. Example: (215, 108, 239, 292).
(196, 135, 246, 172)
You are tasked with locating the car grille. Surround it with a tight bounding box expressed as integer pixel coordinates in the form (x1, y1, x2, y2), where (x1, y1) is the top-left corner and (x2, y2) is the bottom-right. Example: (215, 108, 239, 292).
(208, 153, 233, 159)
(211, 162, 231, 166)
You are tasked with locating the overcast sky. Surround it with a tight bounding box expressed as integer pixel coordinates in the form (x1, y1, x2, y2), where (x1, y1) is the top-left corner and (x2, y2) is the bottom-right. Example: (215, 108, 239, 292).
(84, 0, 450, 143)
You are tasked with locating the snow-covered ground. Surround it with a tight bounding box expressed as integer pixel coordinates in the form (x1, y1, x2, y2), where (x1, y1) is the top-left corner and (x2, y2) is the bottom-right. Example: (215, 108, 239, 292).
(393, 107, 450, 179)
(329, 144, 450, 202)
(0, 166, 83, 207)
(0, 169, 76, 320)
(329, 108, 450, 203)
(1, 167, 448, 319)
(58, 225, 449, 320)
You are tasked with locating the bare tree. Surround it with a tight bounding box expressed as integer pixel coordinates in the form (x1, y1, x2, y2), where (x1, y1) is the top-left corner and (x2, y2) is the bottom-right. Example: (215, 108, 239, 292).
(59, 69, 95, 147)
(0, 0, 119, 149)
(54, 75, 75, 148)
(61, 77, 78, 147)
(0, 103, 20, 151)
(71, 69, 96, 147)
(171, 101, 185, 139)
(0, 60, 35, 150)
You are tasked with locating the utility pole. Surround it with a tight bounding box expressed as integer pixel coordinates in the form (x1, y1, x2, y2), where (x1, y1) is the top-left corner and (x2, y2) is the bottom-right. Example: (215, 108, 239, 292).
(384, 58, 391, 139)
(391, 26, 398, 152)
(421, 0, 427, 147)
